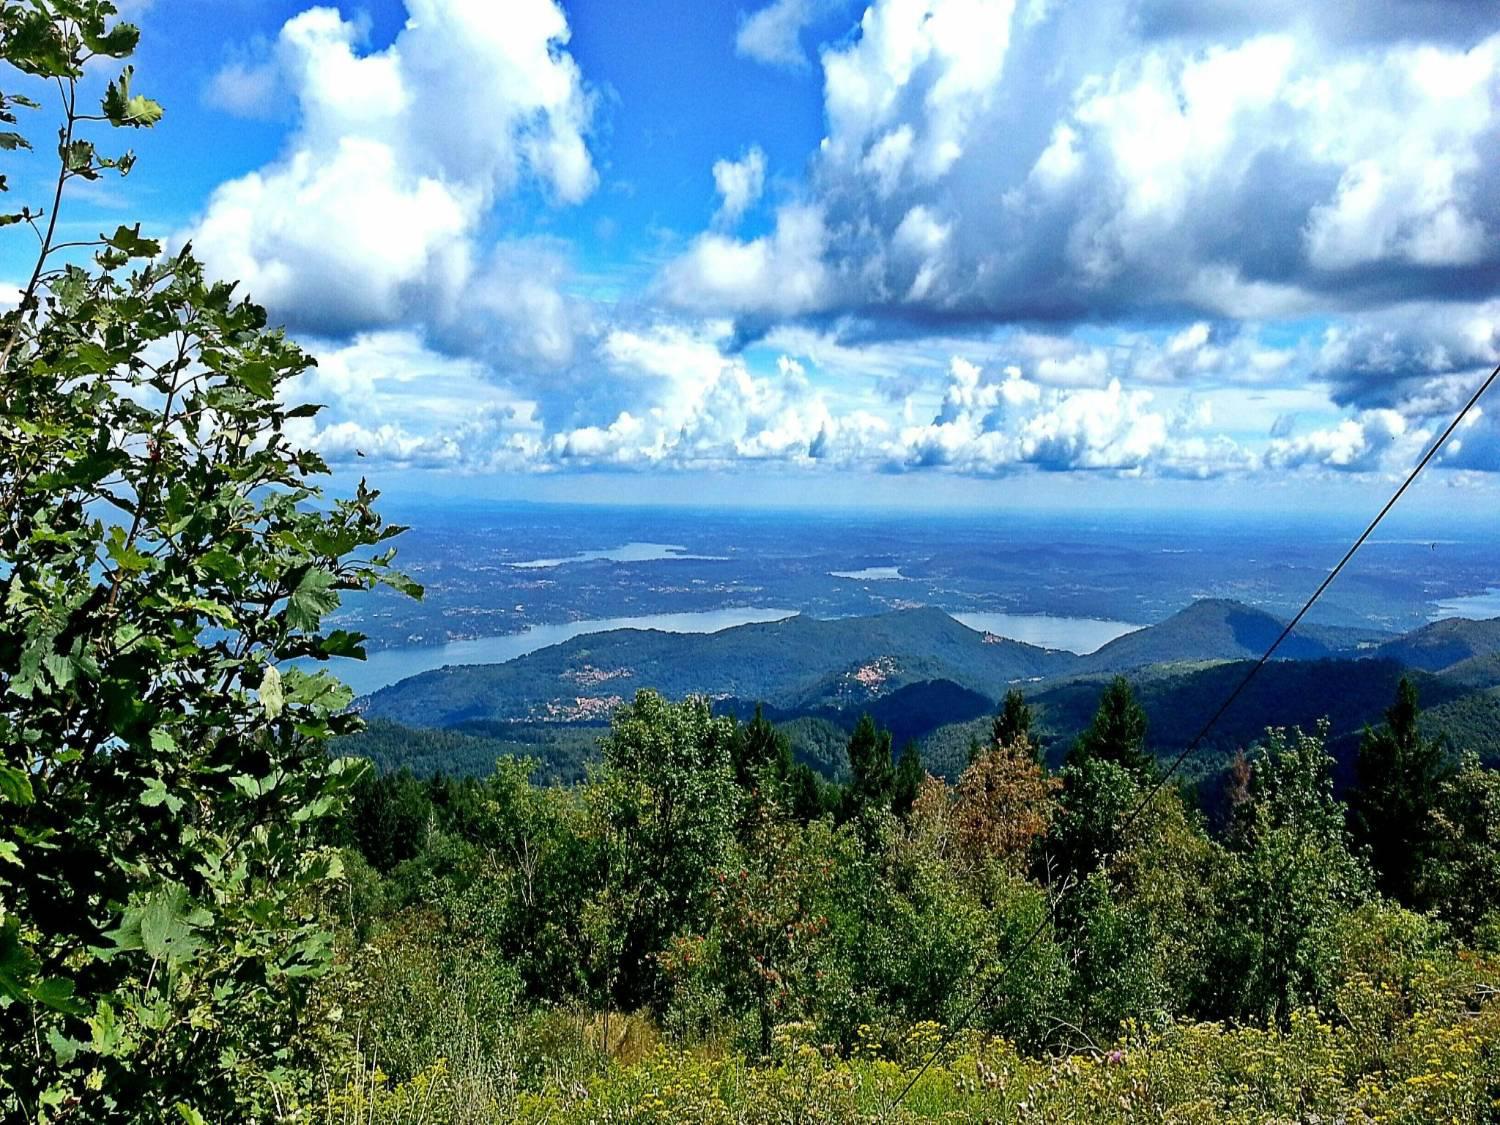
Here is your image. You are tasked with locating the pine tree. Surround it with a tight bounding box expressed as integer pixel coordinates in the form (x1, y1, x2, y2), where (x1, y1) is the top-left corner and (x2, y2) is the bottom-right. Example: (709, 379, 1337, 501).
(843, 713, 894, 820)
(892, 741, 924, 817)
(993, 688, 1034, 750)
(1349, 677, 1453, 907)
(1070, 676, 1153, 780)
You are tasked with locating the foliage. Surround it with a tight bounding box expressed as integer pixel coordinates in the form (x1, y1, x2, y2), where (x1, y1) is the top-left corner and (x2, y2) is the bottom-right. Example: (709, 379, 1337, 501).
(1215, 724, 1372, 1023)
(0, 4, 414, 1118)
(588, 691, 742, 1014)
(1070, 676, 1153, 779)
(1350, 677, 1454, 907)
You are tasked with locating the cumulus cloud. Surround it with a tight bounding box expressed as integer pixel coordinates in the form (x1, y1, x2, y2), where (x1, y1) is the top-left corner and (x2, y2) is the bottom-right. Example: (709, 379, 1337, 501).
(712, 146, 767, 226)
(666, 2, 1500, 329)
(736, 0, 835, 69)
(188, 0, 595, 347)
(1265, 408, 1421, 472)
(283, 330, 546, 469)
(661, 203, 831, 318)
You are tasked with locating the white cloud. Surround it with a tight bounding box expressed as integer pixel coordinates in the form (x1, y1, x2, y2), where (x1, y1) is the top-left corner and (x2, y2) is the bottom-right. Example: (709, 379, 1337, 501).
(187, 0, 596, 342)
(665, 2, 1500, 329)
(1265, 408, 1419, 472)
(661, 203, 831, 317)
(283, 330, 545, 469)
(204, 56, 281, 118)
(712, 146, 767, 226)
(736, 0, 831, 69)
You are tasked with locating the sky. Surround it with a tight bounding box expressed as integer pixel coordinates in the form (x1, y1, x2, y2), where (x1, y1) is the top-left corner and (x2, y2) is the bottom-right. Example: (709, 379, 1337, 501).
(8, 0, 1500, 511)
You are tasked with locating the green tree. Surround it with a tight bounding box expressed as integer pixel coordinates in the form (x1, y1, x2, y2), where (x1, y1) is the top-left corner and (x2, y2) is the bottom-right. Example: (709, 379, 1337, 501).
(1213, 724, 1371, 1022)
(992, 688, 1033, 751)
(1070, 676, 1153, 779)
(891, 740, 924, 817)
(1425, 754, 1500, 942)
(731, 704, 794, 818)
(589, 691, 742, 1012)
(0, 5, 416, 1117)
(1348, 677, 1453, 908)
(842, 713, 894, 822)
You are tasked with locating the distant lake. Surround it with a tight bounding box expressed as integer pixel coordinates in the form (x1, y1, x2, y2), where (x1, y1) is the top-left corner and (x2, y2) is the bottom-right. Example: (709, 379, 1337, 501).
(953, 612, 1141, 655)
(312, 607, 798, 697)
(830, 566, 907, 580)
(1432, 588, 1500, 620)
(509, 542, 728, 568)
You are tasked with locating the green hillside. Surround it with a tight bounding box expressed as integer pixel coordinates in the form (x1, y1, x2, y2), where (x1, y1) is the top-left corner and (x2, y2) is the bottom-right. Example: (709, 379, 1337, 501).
(1074, 598, 1342, 674)
(1372, 616, 1500, 671)
(361, 607, 1074, 726)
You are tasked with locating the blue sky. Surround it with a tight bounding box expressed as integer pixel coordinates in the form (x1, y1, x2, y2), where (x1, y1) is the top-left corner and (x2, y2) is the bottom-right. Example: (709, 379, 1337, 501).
(9, 0, 1500, 510)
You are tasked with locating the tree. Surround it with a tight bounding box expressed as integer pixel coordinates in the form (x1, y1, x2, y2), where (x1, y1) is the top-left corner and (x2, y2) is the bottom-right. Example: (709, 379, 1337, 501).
(949, 735, 1057, 886)
(1213, 724, 1371, 1022)
(731, 704, 794, 810)
(891, 740, 924, 817)
(1070, 676, 1153, 779)
(841, 713, 894, 822)
(992, 688, 1034, 752)
(1425, 754, 1500, 942)
(589, 691, 742, 1012)
(0, 5, 416, 1117)
(1348, 677, 1453, 907)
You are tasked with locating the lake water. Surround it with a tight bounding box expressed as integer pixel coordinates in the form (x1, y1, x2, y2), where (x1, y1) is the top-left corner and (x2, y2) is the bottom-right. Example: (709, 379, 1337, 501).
(953, 612, 1141, 655)
(830, 566, 907, 580)
(509, 542, 728, 568)
(315, 607, 798, 697)
(1432, 588, 1500, 620)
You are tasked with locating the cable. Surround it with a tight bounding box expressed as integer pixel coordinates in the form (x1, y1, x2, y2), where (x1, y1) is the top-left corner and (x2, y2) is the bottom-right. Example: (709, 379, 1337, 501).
(882, 358, 1500, 1116)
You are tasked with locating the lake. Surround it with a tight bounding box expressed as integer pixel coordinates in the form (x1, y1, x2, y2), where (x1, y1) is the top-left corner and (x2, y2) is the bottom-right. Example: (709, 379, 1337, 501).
(1432, 588, 1500, 620)
(509, 542, 728, 568)
(830, 566, 907, 580)
(952, 612, 1141, 655)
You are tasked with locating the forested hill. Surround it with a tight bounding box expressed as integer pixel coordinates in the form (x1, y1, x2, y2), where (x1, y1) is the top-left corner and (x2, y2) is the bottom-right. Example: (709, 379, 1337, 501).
(1369, 616, 1500, 671)
(358, 606, 1075, 726)
(349, 598, 1500, 785)
(1072, 597, 1382, 673)
(359, 597, 1407, 728)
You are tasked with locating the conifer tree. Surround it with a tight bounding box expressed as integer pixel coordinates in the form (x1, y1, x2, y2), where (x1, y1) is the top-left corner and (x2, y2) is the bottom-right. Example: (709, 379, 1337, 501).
(843, 713, 894, 820)
(1349, 677, 1452, 907)
(1070, 676, 1153, 779)
(993, 688, 1034, 750)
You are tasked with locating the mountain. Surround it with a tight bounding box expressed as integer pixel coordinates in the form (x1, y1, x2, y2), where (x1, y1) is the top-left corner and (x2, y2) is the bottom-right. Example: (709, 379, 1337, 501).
(360, 607, 1074, 728)
(1075, 599, 1340, 674)
(1371, 616, 1500, 672)
(354, 600, 1500, 784)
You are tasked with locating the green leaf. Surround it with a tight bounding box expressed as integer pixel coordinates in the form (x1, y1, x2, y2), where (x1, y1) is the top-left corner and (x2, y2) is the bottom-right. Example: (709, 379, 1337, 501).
(83, 22, 143, 59)
(0, 917, 39, 1001)
(141, 778, 184, 815)
(46, 1027, 81, 1065)
(237, 360, 275, 399)
(102, 66, 164, 129)
(31, 976, 86, 1016)
(111, 885, 208, 965)
(105, 223, 159, 258)
(287, 567, 339, 632)
(0, 765, 34, 806)
(0, 132, 31, 151)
